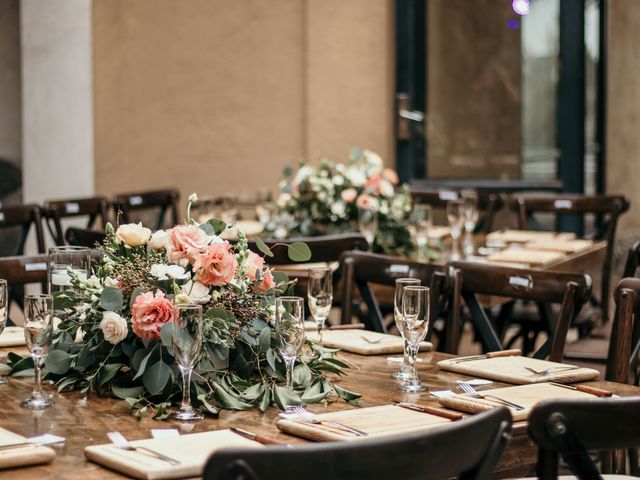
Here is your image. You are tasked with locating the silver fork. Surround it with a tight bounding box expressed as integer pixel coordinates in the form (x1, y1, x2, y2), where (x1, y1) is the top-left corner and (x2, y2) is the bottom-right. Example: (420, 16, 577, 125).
(291, 406, 368, 436)
(107, 431, 181, 465)
(524, 366, 579, 376)
(458, 382, 525, 411)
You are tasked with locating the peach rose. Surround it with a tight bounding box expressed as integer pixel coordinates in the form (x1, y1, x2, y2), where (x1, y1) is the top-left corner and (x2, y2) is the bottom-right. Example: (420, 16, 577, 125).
(341, 188, 358, 203)
(356, 194, 375, 210)
(193, 241, 238, 286)
(166, 225, 209, 264)
(245, 251, 265, 282)
(364, 174, 383, 193)
(130, 290, 176, 341)
(381, 168, 399, 185)
(254, 270, 275, 293)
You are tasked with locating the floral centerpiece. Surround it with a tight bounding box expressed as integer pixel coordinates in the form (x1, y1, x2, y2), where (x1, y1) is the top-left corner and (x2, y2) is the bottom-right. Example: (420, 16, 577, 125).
(275, 148, 414, 256)
(6, 195, 359, 418)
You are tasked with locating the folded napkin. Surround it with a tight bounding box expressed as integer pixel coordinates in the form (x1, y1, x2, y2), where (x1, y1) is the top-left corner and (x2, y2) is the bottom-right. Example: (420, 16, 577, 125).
(437, 355, 599, 385)
(0, 326, 26, 348)
(485, 248, 565, 266)
(277, 404, 453, 442)
(220, 220, 264, 240)
(85, 430, 262, 480)
(306, 329, 431, 355)
(0, 428, 56, 470)
(524, 238, 594, 253)
(486, 229, 576, 243)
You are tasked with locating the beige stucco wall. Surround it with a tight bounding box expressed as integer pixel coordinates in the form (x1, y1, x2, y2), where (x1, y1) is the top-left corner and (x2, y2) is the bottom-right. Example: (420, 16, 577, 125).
(92, 0, 394, 205)
(607, 0, 640, 243)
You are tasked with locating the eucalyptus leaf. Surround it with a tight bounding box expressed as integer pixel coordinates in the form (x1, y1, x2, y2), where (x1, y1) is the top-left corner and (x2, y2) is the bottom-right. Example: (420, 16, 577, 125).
(197, 393, 220, 416)
(258, 388, 271, 412)
(207, 218, 228, 236)
(129, 287, 145, 308)
(211, 382, 253, 410)
(272, 271, 289, 285)
(293, 363, 312, 387)
(287, 242, 311, 262)
(333, 384, 362, 403)
(266, 348, 278, 371)
(159, 323, 173, 349)
(258, 327, 271, 354)
(272, 385, 302, 410)
(301, 389, 329, 404)
(112, 385, 145, 400)
(240, 382, 264, 402)
(95, 363, 123, 388)
(254, 237, 274, 258)
(100, 287, 124, 311)
(45, 350, 72, 375)
(143, 361, 171, 395)
(199, 222, 214, 235)
(56, 376, 78, 393)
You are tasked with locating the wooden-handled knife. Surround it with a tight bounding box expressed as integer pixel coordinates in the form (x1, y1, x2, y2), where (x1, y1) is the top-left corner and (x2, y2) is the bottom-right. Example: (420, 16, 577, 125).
(230, 427, 289, 446)
(393, 401, 463, 421)
(453, 349, 522, 363)
(549, 382, 613, 398)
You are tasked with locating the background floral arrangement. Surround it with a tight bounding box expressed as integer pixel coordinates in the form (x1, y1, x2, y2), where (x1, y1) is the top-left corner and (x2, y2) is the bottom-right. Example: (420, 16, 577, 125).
(276, 148, 415, 256)
(6, 196, 359, 418)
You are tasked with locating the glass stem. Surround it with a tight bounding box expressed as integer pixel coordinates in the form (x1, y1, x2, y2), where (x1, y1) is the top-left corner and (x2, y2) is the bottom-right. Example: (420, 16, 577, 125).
(285, 356, 295, 389)
(402, 338, 410, 371)
(33, 356, 43, 398)
(408, 344, 419, 385)
(180, 367, 192, 411)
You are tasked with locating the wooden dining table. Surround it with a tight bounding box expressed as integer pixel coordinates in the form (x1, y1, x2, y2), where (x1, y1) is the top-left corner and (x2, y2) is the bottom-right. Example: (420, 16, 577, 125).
(0, 348, 638, 480)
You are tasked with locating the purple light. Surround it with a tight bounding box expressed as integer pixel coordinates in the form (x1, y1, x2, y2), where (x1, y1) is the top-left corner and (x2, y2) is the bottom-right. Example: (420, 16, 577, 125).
(507, 19, 519, 30)
(512, 0, 530, 15)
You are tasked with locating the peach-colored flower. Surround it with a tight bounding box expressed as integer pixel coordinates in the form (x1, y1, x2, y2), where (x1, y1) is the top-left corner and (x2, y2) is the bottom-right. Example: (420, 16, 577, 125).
(254, 270, 275, 293)
(245, 251, 265, 282)
(341, 188, 358, 203)
(193, 241, 238, 286)
(130, 290, 176, 341)
(166, 225, 209, 264)
(356, 194, 375, 210)
(364, 174, 383, 194)
(381, 168, 399, 185)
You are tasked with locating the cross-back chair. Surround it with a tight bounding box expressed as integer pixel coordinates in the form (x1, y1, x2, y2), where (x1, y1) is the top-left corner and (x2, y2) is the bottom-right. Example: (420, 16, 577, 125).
(448, 262, 592, 362)
(339, 250, 448, 334)
(112, 189, 180, 231)
(410, 188, 504, 233)
(622, 240, 640, 278)
(65, 228, 107, 248)
(510, 193, 629, 324)
(0, 254, 48, 324)
(529, 397, 640, 479)
(608, 277, 640, 386)
(0, 204, 45, 256)
(43, 196, 109, 246)
(204, 408, 512, 480)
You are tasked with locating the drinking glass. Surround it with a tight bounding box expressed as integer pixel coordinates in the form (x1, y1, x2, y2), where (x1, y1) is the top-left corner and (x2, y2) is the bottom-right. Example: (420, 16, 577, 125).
(220, 197, 238, 226)
(48, 246, 91, 322)
(274, 296, 305, 389)
(446, 200, 465, 261)
(308, 267, 333, 339)
(358, 207, 378, 250)
(21, 294, 55, 409)
(461, 190, 479, 258)
(392, 278, 420, 381)
(171, 304, 204, 421)
(409, 204, 432, 258)
(400, 286, 430, 393)
(0, 280, 7, 385)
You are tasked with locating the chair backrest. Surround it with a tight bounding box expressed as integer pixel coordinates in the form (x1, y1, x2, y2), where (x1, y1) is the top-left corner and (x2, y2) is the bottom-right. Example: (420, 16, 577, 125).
(65, 228, 107, 248)
(0, 204, 45, 255)
(450, 262, 592, 362)
(622, 241, 640, 278)
(112, 189, 180, 231)
(0, 254, 48, 287)
(410, 188, 504, 233)
(339, 250, 448, 333)
(204, 408, 512, 480)
(245, 233, 369, 266)
(43, 196, 110, 246)
(608, 277, 640, 385)
(510, 194, 629, 322)
(529, 397, 640, 480)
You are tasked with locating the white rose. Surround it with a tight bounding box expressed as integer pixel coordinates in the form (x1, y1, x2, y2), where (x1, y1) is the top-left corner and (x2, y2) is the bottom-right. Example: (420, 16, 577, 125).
(115, 223, 152, 247)
(104, 276, 118, 288)
(380, 180, 395, 197)
(174, 293, 192, 305)
(363, 149, 383, 169)
(150, 264, 189, 281)
(346, 167, 367, 187)
(277, 193, 291, 208)
(333, 175, 345, 186)
(100, 311, 128, 345)
(180, 280, 211, 305)
(149, 229, 170, 250)
(331, 201, 346, 217)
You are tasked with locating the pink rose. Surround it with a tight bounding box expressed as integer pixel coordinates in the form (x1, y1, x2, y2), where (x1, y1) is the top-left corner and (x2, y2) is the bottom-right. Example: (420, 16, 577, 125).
(166, 225, 209, 264)
(381, 168, 399, 185)
(245, 251, 265, 282)
(130, 290, 176, 341)
(193, 241, 238, 286)
(356, 194, 375, 210)
(254, 270, 275, 293)
(341, 188, 358, 203)
(364, 174, 383, 194)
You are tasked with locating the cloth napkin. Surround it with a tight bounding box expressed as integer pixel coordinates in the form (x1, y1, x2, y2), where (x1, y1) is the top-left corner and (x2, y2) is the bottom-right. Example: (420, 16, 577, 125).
(0, 326, 26, 348)
(0, 428, 56, 470)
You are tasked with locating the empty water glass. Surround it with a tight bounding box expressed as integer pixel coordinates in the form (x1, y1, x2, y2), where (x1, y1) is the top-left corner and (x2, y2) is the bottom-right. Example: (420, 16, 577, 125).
(461, 190, 479, 257)
(392, 278, 421, 381)
(358, 208, 378, 250)
(400, 286, 430, 393)
(0, 280, 7, 385)
(409, 204, 432, 258)
(446, 200, 465, 261)
(308, 267, 333, 339)
(274, 297, 305, 389)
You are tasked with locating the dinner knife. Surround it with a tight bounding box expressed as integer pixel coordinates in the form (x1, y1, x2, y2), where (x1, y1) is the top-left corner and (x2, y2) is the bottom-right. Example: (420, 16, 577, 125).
(548, 382, 613, 398)
(452, 349, 521, 363)
(329, 323, 365, 331)
(230, 427, 289, 446)
(392, 401, 463, 421)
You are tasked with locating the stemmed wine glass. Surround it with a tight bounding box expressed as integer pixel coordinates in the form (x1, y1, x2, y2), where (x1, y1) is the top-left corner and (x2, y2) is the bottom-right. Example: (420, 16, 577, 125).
(308, 267, 333, 339)
(48, 246, 91, 323)
(358, 207, 378, 251)
(392, 278, 421, 381)
(446, 200, 465, 261)
(461, 190, 479, 258)
(21, 294, 55, 409)
(409, 204, 432, 259)
(274, 296, 305, 390)
(400, 285, 430, 393)
(171, 304, 204, 421)
(0, 279, 8, 385)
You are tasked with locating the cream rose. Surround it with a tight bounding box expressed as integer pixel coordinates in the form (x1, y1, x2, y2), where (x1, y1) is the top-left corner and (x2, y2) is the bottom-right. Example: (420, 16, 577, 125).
(149, 229, 170, 250)
(100, 311, 128, 345)
(180, 280, 211, 305)
(116, 223, 152, 247)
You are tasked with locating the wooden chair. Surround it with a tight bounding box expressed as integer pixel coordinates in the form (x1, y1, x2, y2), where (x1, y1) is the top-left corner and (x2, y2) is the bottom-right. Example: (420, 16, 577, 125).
(0, 204, 45, 256)
(339, 250, 448, 334)
(511, 193, 629, 324)
(43, 196, 109, 246)
(622, 241, 640, 278)
(65, 228, 107, 248)
(203, 408, 512, 480)
(0, 254, 48, 324)
(528, 397, 640, 479)
(448, 262, 592, 362)
(410, 188, 504, 233)
(608, 278, 640, 385)
(112, 189, 179, 231)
